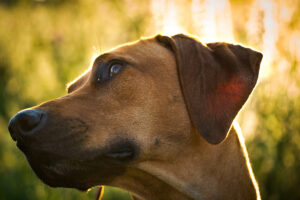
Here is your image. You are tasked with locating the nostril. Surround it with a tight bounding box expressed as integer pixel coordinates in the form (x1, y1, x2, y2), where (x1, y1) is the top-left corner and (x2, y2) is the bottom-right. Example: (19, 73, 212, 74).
(8, 109, 46, 140)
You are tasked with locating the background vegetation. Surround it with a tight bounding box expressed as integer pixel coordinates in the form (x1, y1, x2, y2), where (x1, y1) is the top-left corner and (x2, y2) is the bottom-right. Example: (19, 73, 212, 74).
(0, 0, 299, 199)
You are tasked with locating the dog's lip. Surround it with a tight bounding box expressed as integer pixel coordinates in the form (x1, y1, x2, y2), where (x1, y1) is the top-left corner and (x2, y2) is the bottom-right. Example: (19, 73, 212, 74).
(105, 147, 135, 161)
(16, 140, 28, 153)
(103, 139, 138, 162)
(15, 145, 128, 191)
(14, 139, 131, 189)
(27, 154, 92, 189)
(40, 164, 59, 181)
(36, 164, 91, 190)
(15, 143, 78, 177)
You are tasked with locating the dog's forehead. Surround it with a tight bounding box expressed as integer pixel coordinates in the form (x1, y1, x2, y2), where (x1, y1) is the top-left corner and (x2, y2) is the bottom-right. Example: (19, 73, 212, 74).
(94, 37, 170, 65)
(68, 37, 173, 92)
(110, 37, 162, 56)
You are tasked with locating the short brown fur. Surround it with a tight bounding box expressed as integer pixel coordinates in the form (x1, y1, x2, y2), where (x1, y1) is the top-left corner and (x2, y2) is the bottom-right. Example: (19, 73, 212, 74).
(9, 34, 262, 200)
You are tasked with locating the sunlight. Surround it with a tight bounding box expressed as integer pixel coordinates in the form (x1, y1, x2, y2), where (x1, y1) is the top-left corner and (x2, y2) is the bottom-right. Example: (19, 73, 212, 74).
(191, 0, 234, 43)
(151, 0, 234, 41)
(247, 0, 279, 79)
(151, 0, 185, 36)
(150, 0, 293, 82)
(149, 0, 284, 139)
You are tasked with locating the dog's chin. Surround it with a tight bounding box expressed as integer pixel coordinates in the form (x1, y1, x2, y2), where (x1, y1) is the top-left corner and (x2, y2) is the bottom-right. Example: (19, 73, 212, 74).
(17, 141, 126, 190)
(28, 157, 93, 191)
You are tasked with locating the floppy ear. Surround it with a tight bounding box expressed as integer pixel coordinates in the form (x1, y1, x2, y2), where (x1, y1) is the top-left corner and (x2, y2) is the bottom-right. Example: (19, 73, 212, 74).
(156, 34, 263, 144)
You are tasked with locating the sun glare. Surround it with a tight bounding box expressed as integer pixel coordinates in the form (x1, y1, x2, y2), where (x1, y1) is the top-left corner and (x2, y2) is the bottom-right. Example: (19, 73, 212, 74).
(150, 0, 297, 82)
(191, 0, 234, 43)
(151, 0, 234, 41)
(247, 0, 279, 79)
(149, 0, 300, 138)
(151, 0, 185, 36)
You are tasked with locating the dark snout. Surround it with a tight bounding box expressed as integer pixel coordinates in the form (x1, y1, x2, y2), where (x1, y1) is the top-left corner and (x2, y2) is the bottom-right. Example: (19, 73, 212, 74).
(7, 107, 129, 190)
(8, 109, 47, 141)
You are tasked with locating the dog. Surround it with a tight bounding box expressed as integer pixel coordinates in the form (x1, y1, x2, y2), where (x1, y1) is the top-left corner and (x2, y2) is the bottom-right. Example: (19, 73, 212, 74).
(8, 34, 262, 200)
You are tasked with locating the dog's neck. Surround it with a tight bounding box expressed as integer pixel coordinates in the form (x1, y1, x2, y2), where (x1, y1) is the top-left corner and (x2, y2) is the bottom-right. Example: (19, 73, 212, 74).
(112, 124, 260, 200)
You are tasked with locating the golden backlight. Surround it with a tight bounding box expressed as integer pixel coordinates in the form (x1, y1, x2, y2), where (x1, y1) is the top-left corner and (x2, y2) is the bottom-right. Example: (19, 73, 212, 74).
(150, 0, 300, 137)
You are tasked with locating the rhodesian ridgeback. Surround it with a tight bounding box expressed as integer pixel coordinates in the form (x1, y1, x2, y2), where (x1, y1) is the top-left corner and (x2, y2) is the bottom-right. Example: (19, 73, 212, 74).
(8, 34, 262, 200)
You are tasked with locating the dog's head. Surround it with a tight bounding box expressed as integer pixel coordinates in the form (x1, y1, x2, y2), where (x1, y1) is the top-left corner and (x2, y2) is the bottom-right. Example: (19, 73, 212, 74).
(8, 34, 262, 190)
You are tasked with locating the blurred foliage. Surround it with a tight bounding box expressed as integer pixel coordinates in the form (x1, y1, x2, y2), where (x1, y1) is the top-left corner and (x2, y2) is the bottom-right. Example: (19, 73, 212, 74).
(247, 81, 300, 200)
(0, 0, 299, 200)
(231, 1, 300, 199)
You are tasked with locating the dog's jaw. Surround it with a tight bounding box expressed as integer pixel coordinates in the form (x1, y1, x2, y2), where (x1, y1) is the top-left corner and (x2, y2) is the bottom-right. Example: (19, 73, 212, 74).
(115, 126, 260, 200)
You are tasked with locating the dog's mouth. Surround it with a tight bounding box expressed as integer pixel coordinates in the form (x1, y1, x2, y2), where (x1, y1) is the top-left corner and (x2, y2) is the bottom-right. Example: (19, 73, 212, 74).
(16, 139, 131, 190)
(17, 141, 92, 190)
(36, 159, 100, 190)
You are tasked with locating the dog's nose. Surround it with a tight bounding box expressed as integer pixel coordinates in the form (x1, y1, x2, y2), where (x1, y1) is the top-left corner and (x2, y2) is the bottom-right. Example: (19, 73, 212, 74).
(8, 109, 46, 141)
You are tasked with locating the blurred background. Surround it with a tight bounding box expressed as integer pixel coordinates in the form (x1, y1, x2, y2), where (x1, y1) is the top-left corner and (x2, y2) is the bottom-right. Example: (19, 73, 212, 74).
(0, 0, 299, 199)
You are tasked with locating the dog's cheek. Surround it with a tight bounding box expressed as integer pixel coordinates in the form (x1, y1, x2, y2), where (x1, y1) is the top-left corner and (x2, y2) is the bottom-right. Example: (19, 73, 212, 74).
(110, 69, 154, 106)
(142, 93, 192, 160)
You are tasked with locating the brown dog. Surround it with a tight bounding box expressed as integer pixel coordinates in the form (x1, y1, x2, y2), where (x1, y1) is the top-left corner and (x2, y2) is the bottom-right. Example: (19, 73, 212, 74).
(8, 34, 262, 200)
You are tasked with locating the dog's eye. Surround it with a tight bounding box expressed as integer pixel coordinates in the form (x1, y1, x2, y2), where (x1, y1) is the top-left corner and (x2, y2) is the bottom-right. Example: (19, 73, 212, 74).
(96, 60, 125, 83)
(109, 63, 123, 78)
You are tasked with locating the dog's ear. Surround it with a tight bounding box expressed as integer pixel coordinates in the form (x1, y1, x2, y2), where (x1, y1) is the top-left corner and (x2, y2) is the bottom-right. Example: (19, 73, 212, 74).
(156, 34, 263, 144)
